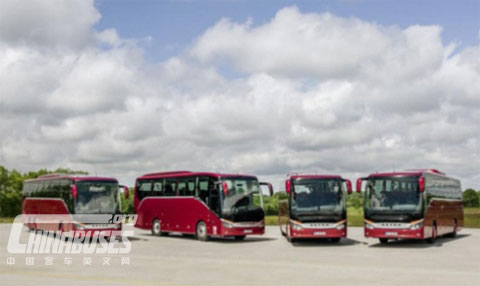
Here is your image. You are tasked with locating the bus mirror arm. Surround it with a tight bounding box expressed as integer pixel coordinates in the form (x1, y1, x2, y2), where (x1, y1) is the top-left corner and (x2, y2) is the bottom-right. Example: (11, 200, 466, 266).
(259, 182, 274, 196)
(120, 185, 129, 198)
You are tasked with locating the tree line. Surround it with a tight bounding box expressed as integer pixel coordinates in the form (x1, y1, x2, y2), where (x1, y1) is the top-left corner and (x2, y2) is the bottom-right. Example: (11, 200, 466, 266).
(1, 165, 479, 217)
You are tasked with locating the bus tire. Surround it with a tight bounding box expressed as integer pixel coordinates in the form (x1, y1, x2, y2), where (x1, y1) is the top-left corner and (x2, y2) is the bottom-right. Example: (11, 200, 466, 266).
(196, 221, 209, 241)
(427, 222, 437, 244)
(330, 237, 341, 243)
(234, 235, 246, 241)
(379, 238, 388, 244)
(151, 218, 164, 236)
(447, 219, 457, 238)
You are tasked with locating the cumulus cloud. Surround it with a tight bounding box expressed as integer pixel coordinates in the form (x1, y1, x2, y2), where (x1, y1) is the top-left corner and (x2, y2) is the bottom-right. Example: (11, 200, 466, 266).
(0, 3, 479, 189)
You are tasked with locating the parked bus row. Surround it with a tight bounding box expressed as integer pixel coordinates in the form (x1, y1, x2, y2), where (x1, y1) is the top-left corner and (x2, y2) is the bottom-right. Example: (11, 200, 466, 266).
(21, 169, 463, 244)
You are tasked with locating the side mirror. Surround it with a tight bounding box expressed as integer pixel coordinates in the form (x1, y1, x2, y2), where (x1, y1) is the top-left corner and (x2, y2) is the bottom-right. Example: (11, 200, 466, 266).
(71, 184, 77, 199)
(222, 181, 229, 195)
(346, 180, 352, 194)
(259, 182, 274, 196)
(285, 179, 291, 195)
(119, 185, 129, 198)
(419, 177, 425, 192)
(356, 178, 362, 193)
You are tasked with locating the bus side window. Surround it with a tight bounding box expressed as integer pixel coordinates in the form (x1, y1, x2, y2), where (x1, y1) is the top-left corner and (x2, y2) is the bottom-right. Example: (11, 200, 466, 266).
(137, 180, 153, 200)
(209, 178, 221, 215)
(198, 177, 209, 204)
(153, 180, 163, 196)
(187, 178, 195, 197)
(177, 179, 187, 196)
(164, 179, 176, 196)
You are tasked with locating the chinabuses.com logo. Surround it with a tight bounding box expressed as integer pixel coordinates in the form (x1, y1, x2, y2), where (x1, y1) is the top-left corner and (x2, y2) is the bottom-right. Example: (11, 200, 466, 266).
(7, 214, 136, 255)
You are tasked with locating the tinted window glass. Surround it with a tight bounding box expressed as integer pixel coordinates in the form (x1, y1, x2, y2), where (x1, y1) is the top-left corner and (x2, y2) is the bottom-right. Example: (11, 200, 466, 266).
(164, 179, 177, 196)
(137, 180, 152, 200)
(153, 180, 163, 196)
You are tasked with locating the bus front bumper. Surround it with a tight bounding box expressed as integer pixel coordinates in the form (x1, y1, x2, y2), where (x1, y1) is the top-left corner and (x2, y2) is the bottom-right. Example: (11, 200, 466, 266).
(290, 227, 346, 238)
(219, 220, 265, 237)
(289, 220, 347, 239)
(364, 226, 424, 239)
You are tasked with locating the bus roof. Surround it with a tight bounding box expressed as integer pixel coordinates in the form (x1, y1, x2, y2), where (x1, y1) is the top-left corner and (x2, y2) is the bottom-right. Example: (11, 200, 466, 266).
(366, 169, 446, 178)
(138, 171, 257, 180)
(290, 174, 343, 180)
(25, 173, 118, 183)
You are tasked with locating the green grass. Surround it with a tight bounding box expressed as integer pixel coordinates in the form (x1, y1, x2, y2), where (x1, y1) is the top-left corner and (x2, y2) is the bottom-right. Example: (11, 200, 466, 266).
(265, 216, 278, 226)
(0, 217, 15, 223)
(264, 207, 480, 228)
(347, 207, 364, 227)
(464, 208, 480, 228)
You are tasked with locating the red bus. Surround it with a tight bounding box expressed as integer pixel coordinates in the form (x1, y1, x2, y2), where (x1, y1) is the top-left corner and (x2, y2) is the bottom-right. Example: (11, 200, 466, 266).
(22, 174, 128, 236)
(134, 171, 269, 241)
(357, 169, 463, 244)
(278, 174, 353, 243)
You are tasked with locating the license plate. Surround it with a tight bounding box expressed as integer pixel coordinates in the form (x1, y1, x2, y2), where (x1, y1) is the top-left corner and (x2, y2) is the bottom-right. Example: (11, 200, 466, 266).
(313, 231, 326, 236)
(243, 229, 253, 234)
(385, 232, 398, 236)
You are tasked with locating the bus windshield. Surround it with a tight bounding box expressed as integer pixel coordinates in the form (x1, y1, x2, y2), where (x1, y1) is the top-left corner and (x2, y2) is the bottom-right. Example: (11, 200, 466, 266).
(221, 177, 260, 214)
(74, 181, 118, 214)
(291, 179, 345, 215)
(365, 176, 421, 212)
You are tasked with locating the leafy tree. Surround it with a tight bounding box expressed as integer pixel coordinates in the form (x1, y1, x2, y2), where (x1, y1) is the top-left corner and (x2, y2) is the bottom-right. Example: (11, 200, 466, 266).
(347, 192, 364, 209)
(463, 189, 479, 207)
(0, 165, 89, 217)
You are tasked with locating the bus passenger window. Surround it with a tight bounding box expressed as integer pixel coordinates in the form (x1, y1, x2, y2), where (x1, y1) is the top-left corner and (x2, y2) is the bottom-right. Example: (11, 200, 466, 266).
(164, 179, 176, 196)
(153, 181, 163, 196)
(137, 181, 152, 200)
(198, 178, 209, 204)
(177, 180, 187, 196)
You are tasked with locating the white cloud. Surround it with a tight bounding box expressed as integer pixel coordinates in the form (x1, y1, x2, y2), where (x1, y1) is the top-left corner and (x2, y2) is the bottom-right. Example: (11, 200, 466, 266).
(0, 0, 100, 49)
(0, 3, 479, 190)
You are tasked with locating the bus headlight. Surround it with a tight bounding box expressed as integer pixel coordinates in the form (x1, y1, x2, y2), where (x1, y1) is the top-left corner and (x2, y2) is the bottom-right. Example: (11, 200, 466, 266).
(74, 223, 85, 230)
(221, 220, 234, 229)
(365, 221, 374, 230)
(336, 223, 346, 230)
(409, 220, 423, 230)
(290, 220, 303, 230)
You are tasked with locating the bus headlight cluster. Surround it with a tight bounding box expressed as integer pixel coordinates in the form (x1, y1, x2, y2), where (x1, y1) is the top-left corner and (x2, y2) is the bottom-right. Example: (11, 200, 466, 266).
(336, 223, 346, 230)
(74, 223, 85, 230)
(365, 221, 374, 230)
(290, 221, 303, 230)
(221, 220, 234, 229)
(409, 220, 423, 230)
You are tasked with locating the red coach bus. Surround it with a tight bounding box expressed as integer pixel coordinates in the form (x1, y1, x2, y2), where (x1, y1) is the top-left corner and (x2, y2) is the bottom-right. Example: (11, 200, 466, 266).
(22, 174, 127, 235)
(357, 169, 463, 244)
(278, 174, 353, 243)
(134, 171, 269, 241)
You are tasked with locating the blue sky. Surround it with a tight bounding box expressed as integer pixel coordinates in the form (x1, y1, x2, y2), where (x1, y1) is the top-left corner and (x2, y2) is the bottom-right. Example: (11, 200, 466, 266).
(94, 0, 480, 61)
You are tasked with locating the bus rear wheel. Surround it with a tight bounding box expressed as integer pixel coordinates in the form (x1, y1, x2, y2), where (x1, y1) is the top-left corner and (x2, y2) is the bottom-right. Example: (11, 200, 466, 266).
(379, 238, 389, 244)
(196, 221, 209, 241)
(427, 223, 437, 244)
(447, 220, 457, 238)
(234, 235, 246, 241)
(151, 219, 165, 236)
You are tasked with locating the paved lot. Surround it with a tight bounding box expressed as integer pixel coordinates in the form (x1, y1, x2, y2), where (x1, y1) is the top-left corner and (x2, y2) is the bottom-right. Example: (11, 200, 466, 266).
(1, 224, 479, 286)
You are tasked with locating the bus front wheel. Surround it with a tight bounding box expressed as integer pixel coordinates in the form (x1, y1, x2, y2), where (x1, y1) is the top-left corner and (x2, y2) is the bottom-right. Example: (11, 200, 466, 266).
(196, 221, 209, 241)
(234, 235, 246, 241)
(151, 219, 165, 236)
(379, 238, 388, 244)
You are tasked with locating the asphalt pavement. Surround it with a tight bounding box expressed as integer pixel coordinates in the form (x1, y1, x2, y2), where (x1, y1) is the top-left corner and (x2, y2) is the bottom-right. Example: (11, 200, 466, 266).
(0, 224, 479, 285)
